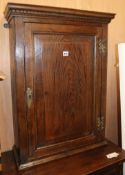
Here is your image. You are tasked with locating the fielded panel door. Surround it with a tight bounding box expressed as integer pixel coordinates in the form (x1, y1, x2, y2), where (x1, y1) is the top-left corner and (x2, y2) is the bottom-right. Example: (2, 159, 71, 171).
(24, 22, 103, 160)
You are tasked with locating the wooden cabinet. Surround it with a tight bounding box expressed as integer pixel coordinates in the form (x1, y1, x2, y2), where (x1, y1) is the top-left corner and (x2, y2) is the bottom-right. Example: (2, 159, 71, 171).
(4, 3, 125, 174)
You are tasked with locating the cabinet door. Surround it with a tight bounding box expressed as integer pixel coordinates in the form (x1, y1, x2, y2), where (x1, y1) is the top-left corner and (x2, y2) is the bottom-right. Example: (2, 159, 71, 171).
(24, 22, 104, 160)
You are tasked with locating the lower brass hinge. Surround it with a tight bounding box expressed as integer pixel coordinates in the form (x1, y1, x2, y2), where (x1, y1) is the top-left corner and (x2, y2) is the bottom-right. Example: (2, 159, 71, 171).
(97, 116, 104, 131)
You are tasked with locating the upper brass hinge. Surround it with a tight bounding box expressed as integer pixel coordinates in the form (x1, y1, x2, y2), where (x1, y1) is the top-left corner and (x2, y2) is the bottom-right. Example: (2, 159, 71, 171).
(98, 39, 107, 56)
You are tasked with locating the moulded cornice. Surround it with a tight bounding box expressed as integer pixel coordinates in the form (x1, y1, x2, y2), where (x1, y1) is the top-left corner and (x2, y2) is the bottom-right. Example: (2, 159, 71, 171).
(4, 3, 115, 24)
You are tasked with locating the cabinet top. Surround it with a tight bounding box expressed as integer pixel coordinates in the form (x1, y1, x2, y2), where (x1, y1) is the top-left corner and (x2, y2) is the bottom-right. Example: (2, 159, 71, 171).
(4, 3, 115, 24)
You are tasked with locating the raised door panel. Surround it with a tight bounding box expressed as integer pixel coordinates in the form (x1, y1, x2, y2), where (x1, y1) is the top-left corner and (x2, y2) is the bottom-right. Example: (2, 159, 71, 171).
(24, 23, 103, 160)
(34, 34, 93, 144)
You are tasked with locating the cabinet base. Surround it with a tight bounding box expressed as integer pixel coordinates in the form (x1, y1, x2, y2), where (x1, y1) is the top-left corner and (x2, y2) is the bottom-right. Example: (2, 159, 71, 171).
(2, 141, 125, 175)
(14, 141, 107, 170)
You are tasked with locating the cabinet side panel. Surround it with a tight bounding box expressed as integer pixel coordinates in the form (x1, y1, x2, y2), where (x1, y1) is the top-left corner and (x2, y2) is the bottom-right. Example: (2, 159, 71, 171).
(14, 17, 29, 163)
(9, 19, 19, 148)
(101, 25, 108, 136)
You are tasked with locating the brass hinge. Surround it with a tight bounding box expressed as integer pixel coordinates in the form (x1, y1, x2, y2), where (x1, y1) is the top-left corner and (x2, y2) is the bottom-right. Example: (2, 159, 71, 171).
(98, 39, 107, 56)
(97, 116, 104, 131)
